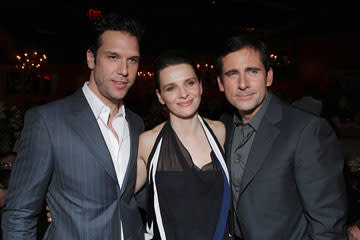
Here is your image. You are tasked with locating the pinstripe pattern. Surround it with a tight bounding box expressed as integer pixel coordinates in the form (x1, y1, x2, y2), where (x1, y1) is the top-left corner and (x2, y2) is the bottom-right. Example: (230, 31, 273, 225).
(2, 89, 145, 240)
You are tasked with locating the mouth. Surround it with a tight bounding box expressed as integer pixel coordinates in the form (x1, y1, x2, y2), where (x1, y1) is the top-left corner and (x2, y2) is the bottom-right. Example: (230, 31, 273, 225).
(112, 79, 129, 88)
(177, 99, 193, 107)
(235, 92, 255, 99)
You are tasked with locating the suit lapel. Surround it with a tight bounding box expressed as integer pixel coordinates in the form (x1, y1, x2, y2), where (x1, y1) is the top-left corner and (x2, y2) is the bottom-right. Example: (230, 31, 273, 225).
(226, 125, 236, 168)
(66, 90, 118, 184)
(119, 110, 140, 196)
(238, 93, 282, 197)
(221, 112, 236, 167)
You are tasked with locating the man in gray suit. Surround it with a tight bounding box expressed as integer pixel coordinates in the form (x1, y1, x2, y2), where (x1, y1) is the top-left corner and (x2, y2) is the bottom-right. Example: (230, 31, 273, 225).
(217, 35, 348, 239)
(2, 13, 145, 239)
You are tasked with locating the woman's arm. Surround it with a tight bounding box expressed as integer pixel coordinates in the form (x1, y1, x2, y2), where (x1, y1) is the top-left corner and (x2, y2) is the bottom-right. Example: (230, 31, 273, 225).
(135, 139, 148, 194)
(134, 122, 165, 194)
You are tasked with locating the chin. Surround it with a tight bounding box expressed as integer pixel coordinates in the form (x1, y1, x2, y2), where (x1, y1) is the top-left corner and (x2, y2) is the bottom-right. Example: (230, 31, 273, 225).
(234, 101, 255, 110)
(171, 110, 197, 120)
(111, 90, 129, 100)
(108, 95, 126, 103)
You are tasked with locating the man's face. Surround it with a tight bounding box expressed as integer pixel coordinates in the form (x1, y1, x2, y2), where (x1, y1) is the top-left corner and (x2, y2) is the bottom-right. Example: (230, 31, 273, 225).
(87, 30, 140, 106)
(217, 47, 273, 122)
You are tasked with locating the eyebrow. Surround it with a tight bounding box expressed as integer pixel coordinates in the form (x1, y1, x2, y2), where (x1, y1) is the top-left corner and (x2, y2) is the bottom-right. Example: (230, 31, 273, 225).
(185, 77, 197, 82)
(103, 51, 140, 59)
(162, 83, 175, 90)
(246, 66, 261, 71)
(103, 51, 119, 56)
(224, 66, 262, 75)
(129, 56, 140, 60)
(161, 77, 197, 88)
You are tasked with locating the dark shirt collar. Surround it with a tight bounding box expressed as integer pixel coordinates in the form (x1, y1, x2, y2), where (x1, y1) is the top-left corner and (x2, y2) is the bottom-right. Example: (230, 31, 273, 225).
(233, 91, 272, 131)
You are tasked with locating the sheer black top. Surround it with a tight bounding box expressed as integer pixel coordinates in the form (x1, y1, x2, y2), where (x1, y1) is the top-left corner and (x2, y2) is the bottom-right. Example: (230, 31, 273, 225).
(146, 118, 230, 240)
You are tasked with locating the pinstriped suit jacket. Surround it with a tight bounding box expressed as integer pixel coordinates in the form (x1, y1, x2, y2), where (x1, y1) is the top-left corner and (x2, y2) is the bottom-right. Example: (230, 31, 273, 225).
(2, 89, 145, 240)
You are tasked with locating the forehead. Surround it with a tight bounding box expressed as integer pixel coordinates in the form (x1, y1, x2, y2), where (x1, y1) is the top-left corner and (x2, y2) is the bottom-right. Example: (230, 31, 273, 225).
(221, 48, 264, 70)
(159, 63, 197, 85)
(98, 30, 139, 55)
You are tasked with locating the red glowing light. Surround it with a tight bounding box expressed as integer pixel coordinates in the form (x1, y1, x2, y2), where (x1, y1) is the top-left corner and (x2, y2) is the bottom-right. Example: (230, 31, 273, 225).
(44, 75, 51, 81)
(87, 9, 102, 21)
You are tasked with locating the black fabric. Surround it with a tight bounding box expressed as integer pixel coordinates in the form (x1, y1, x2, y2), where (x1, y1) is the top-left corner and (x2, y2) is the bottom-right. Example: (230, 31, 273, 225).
(148, 121, 225, 240)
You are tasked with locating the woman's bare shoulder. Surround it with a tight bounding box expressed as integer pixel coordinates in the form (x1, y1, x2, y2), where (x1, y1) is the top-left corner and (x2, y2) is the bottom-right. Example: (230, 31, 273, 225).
(203, 118, 226, 147)
(138, 122, 166, 163)
(140, 122, 166, 148)
(203, 118, 225, 132)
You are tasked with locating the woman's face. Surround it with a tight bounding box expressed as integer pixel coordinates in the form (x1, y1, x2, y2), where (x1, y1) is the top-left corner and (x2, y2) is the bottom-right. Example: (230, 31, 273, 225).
(156, 63, 202, 120)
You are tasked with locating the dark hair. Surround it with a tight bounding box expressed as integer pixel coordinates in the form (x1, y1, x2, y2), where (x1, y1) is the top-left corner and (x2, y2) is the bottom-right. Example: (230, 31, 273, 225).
(0, 169, 11, 189)
(153, 50, 200, 91)
(216, 34, 271, 76)
(88, 12, 143, 57)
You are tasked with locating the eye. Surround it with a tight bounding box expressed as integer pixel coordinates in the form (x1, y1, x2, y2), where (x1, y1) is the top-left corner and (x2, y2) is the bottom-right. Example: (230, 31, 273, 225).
(225, 71, 238, 78)
(164, 86, 174, 92)
(186, 79, 196, 86)
(247, 67, 261, 76)
(108, 55, 117, 60)
(128, 57, 139, 64)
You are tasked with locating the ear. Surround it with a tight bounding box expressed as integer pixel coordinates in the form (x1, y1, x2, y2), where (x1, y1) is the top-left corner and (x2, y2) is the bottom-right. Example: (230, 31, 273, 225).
(217, 76, 225, 92)
(266, 67, 273, 87)
(155, 89, 165, 105)
(199, 80, 203, 95)
(87, 50, 95, 70)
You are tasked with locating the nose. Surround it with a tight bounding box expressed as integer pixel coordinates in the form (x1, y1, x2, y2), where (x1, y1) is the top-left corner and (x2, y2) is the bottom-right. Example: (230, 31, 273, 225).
(238, 74, 249, 90)
(117, 59, 128, 76)
(179, 86, 189, 98)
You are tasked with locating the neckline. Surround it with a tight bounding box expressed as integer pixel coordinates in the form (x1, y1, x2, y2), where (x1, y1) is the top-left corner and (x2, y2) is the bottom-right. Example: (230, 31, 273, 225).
(167, 119, 215, 171)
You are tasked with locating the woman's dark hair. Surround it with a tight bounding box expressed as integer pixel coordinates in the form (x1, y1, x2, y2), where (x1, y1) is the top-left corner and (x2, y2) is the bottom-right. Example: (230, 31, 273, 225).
(153, 50, 200, 91)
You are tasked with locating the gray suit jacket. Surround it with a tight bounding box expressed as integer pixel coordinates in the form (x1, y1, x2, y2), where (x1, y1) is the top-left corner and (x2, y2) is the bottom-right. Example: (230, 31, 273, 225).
(2, 89, 145, 240)
(221, 92, 348, 240)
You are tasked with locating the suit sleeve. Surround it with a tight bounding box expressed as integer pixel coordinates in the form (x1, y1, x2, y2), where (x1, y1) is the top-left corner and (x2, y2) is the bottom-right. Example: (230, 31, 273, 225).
(135, 184, 148, 212)
(2, 108, 54, 239)
(294, 117, 348, 239)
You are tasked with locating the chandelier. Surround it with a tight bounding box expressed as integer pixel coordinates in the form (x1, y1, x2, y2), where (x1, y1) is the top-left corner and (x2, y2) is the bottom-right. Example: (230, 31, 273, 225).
(15, 51, 47, 72)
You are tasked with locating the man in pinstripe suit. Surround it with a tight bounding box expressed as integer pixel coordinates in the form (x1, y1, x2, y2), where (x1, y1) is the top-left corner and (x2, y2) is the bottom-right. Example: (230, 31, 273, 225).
(2, 13, 146, 240)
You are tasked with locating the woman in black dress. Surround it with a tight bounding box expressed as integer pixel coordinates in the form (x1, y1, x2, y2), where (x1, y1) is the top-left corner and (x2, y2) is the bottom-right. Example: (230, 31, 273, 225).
(136, 51, 230, 240)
